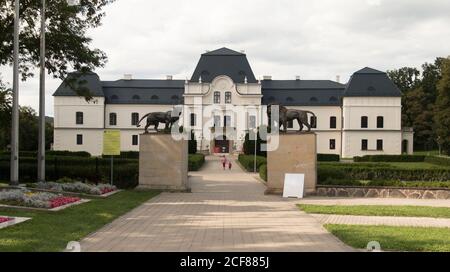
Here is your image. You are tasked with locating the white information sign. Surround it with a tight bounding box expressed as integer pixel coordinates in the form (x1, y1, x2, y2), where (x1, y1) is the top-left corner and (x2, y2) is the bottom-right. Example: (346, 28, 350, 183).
(283, 173, 305, 199)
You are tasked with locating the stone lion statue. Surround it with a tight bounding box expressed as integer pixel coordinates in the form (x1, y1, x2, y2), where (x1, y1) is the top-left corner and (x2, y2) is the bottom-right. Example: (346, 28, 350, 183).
(137, 110, 181, 133)
(267, 103, 316, 133)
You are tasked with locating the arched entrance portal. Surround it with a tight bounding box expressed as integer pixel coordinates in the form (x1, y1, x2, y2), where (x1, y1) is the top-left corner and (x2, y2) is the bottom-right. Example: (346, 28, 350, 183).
(214, 135, 231, 154)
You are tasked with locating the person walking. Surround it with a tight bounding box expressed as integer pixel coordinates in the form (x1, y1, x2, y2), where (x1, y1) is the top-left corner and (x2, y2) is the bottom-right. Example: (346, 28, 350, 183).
(221, 156, 227, 170)
(228, 160, 232, 171)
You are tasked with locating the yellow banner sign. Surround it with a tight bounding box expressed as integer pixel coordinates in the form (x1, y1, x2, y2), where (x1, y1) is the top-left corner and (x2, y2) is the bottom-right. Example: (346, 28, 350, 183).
(103, 130, 121, 156)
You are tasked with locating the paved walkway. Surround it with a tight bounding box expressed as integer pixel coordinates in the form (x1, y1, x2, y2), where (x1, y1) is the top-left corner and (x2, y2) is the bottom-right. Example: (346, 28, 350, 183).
(297, 197, 450, 208)
(80, 155, 352, 252)
(310, 214, 450, 228)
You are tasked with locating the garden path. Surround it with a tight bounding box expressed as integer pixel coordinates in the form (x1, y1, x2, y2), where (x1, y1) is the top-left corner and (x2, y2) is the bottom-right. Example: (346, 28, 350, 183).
(80, 155, 352, 252)
(311, 214, 450, 228)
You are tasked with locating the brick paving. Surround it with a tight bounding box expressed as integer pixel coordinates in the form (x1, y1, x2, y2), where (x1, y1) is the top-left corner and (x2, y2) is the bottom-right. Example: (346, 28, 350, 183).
(80, 155, 352, 252)
(311, 214, 450, 228)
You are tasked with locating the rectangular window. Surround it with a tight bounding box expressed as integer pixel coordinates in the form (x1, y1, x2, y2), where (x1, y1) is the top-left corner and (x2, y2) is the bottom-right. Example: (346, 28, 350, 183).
(225, 92, 232, 104)
(248, 115, 256, 129)
(377, 139, 383, 151)
(190, 113, 196, 126)
(214, 92, 220, 104)
(361, 139, 368, 150)
(76, 112, 83, 125)
(224, 115, 231, 127)
(132, 135, 138, 146)
(131, 112, 139, 126)
(109, 113, 117, 126)
(310, 116, 317, 129)
(361, 116, 368, 128)
(329, 139, 336, 150)
(377, 116, 384, 128)
(214, 115, 221, 127)
(330, 116, 337, 129)
(76, 134, 83, 145)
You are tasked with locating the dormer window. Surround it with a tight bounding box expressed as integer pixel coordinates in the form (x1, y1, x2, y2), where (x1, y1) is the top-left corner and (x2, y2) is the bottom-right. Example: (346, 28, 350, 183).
(286, 97, 294, 102)
(329, 96, 338, 102)
(310, 97, 318, 102)
(132, 95, 140, 100)
(111, 95, 118, 100)
(368, 86, 376, 92)
(151, 95, 159, 100)
(268, 96, 276, 103)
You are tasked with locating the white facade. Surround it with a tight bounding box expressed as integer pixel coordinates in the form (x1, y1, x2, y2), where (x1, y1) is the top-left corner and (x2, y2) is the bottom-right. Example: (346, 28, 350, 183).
(53, 48, 413, 158)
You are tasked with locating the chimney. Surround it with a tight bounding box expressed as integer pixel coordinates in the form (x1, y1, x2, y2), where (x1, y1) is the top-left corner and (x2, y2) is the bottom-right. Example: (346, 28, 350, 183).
(123, 74, 132, 80)
(166, 75, 173, 80)
(263, 75, 272, 80)
(336, 75, 341, 83)
(296, 75, 301, 81)
(240, 50, 245, 53)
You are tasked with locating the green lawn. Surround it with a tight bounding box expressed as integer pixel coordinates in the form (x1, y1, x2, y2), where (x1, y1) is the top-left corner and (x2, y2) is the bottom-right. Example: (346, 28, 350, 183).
(325, 224, 450, 252)
(0, 190, 159, 252)
(298, 204, 450, 218)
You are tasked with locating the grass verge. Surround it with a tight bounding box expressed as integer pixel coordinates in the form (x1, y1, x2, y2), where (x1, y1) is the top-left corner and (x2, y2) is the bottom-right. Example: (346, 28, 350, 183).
(0, 190, 159, 252)
(298, 204, 450, 218)
(325, 224, 450, 252)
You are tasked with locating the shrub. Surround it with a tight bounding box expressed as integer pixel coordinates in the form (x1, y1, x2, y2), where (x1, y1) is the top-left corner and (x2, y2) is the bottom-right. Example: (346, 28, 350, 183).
(317, 154, 340, 162)
(259, 164, 267, 181)
(317, 164, 450, 182)
(425, 156, 450, 167)
(238, 154, 267, 172)
(103, 151, 139, 159)
(188, 154, 205, 171)
(353, 155, 425, 162)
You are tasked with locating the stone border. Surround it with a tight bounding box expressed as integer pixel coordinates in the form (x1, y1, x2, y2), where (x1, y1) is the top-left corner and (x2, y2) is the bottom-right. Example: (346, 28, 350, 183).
(0, 216, 31, 230)
(0, 199, 91, 212)
(316, 185, 450, 199)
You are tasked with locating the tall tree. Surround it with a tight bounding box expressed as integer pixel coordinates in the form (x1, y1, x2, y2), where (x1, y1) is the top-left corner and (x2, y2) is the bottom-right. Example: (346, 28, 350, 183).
(387, 67, 420, 126)
(434, 57, 450, 155)
(0, 0, 115, 99)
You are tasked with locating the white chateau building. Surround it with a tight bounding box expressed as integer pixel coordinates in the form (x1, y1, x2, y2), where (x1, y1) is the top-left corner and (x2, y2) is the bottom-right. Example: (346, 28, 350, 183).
(53, 48, 414, 158)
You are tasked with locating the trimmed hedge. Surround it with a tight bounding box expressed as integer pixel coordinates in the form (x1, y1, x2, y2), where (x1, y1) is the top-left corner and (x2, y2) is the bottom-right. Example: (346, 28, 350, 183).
(259, 164, 267, 181)
(238, 154, 267, 172)
(425, 156, 450, 167)
(0, 150, 91, 158)
(353, 155, 425, 162)
(318, 164, 450, 182)
(0, 160, 138, 189)
(317, 154, 340, 162)
(188, 154, 205, 171)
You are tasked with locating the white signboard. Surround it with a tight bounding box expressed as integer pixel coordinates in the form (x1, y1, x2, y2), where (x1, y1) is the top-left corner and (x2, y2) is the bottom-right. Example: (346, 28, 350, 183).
(283, 173, 305, 199)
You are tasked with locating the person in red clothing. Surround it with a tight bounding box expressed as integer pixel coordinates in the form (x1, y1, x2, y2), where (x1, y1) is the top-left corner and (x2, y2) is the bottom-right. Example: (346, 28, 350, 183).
(221, 156, 227, 170)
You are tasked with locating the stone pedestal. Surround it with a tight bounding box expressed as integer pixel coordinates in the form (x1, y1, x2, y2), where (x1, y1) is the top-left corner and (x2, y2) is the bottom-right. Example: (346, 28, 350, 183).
(265, 133, 317, 195)
(138, 134, 189, 191)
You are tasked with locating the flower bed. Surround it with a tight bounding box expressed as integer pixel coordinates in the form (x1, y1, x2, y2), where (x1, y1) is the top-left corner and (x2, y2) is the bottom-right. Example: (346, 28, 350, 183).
(33, 179, 117, 196)
(0, 189, 81, 209)
(0, 217, 12, 224)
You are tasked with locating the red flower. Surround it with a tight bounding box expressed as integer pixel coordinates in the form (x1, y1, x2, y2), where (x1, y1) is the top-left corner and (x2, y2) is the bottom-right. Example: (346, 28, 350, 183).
(49, 196, 81, 208)
(0, 217, 12, 224)
(101, 188, 115, 195)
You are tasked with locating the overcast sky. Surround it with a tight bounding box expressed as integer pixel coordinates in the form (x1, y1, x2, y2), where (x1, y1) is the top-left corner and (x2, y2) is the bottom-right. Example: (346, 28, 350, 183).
(1, 0, 449, 116)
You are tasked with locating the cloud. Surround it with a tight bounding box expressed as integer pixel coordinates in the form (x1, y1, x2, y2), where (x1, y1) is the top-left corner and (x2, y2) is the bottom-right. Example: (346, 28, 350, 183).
(1, 0, 449, 116)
